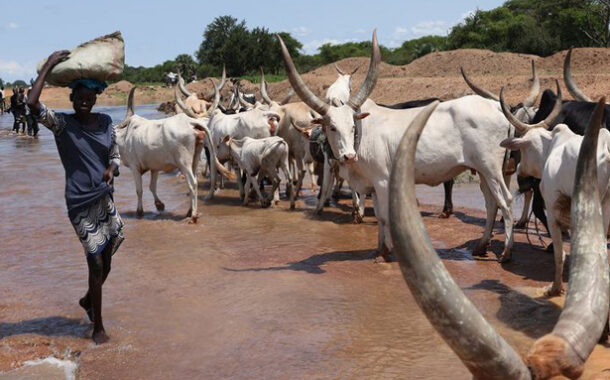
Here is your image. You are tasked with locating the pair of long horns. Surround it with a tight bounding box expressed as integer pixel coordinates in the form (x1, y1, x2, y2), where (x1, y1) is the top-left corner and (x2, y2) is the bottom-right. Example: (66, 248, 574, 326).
(177, 65, 227, 101)
(259, 67, 296, 106)
(278, 29, 380, 116)
(500, 81, 563, 134)
(390, 98, 609, 379)
(461, 60, 540, 108)
(335, 64, 359, 76)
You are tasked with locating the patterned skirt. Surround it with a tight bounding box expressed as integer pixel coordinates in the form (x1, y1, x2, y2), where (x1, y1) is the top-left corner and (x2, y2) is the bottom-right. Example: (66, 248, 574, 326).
(68, 193, 124, 257)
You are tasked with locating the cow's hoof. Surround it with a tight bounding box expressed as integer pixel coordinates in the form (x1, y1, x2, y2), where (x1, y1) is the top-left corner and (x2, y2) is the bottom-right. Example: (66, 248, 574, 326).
(261, 200, 272, 208)
(543, 284, 563, 297)
(439, 210, 452, 219)
(136, 209, 144, 218)
(498, 253, 512, 263)
(472, 244, 489, 257)
(188, 215, 198, 224)
(514, 220, 527, 229)
(352, 212, 363, 224)
(155, 201, 165, 212)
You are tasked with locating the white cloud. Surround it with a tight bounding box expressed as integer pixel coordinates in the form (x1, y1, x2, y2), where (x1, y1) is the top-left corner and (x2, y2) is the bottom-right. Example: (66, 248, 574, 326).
(292, 26, 311, 38)
(6, 22, 19, 29)
(410, 21, 450, 36)
(300, 38, 357, 55)
(460, 10, 476, 21)
(0, 60, 36, 81)
(392, 26, 409, 40)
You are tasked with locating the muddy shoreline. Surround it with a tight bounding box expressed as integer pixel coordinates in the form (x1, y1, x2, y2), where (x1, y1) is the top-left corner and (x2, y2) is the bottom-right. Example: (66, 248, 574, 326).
(1, 107, 609, 379)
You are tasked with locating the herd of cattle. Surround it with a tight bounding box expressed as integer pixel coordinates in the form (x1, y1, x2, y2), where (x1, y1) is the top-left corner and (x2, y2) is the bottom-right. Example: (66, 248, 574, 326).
(112, 31, 610, 378)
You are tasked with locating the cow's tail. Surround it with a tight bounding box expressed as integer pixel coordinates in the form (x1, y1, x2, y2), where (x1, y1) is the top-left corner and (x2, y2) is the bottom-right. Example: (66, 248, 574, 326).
(191, 121, 236, 184)
(502, 124, 515, 186)
(115, 87, 136, 129)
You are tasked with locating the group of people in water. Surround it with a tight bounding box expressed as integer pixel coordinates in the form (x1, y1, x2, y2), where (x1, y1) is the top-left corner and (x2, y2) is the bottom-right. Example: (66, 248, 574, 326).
(1, 85, 40, 136)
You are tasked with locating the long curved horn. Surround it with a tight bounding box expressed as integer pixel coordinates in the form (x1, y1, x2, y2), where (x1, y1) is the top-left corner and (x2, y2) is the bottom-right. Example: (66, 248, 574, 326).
(460, 67, 499, 101)
(564, 48, 593, 102)
(116, 87, 136, 129)
(525, 97, 609, 379)
(523, 60, 540, 108)
(260, 67, 273, 105)
(237, 91, 251, 108)
(178, 72, 193, 98)
(389, 100, 531, 379)
(208, 78, 220, 115)
(347, 29, 381, 111)
(500, 81, 562, 134)
(175, 85, 200, 119)
(279, 88, 295, 105)
(277, 34, 329, 116)
(203, 65, 227, 101)
(334, 64, 346, 76)
(290, 120, 313, 134)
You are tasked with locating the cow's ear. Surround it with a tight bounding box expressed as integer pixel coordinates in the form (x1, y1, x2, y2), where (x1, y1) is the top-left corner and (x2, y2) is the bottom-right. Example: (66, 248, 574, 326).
(222, 135, 231, 144)
(311, 118, 324, 125)
(500, 137, 528, 150)
(355, 112, 370, 120)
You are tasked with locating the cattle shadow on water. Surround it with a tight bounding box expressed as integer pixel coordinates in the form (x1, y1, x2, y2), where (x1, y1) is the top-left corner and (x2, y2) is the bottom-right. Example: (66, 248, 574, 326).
(464, 279, 561, 339)
(222, 249, 375, 275)
(0, 316, 89, 339)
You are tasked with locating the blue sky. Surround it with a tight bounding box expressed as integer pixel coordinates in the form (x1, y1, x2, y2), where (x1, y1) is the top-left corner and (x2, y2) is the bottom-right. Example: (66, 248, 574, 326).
(0, 0, 504, 82)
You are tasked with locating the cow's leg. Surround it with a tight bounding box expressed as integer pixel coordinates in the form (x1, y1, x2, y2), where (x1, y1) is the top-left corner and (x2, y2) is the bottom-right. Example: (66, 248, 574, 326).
(133, 169, 144, 218)
(242, 175, 252, 206)
(179, 165, 199, 223)
(295, 159, 306, 196)
(440, 179, 454, 218)
(479, 173, 514, 262)
(237, 168, 246, 201)
(351, 191, 364, 224)
(515, 190, 533, 229)
(280, 159, 295, 210)
(269, 170, 281, 206)
(306, 162, 317, 191)
(149, 170, 165, 212)
(251, 175, 269, 208)
(315, 154, 333, 214)
(371, 187, 392, 262)
(545, 213, 565, 296)
(472, 176, 497, 257)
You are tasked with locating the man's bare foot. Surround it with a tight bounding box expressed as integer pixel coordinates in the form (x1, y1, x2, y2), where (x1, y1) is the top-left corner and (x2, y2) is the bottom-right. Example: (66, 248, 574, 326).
(79, 296, 93, 322)
(92, 330, 109, 345)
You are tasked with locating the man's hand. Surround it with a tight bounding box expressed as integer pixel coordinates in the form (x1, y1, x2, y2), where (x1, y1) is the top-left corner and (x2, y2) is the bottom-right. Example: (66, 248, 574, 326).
(103, 164, 118, 185)
(44, 50, 71, 70)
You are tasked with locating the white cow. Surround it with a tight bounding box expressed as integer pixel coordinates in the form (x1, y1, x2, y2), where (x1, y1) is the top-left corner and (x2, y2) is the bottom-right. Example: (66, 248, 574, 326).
(218, 136, 294, 209)
(177, 79, 281, 199)
(116, 87, 233, 223)
(279, 30, 555, 262)
(500, 92, 610, 296)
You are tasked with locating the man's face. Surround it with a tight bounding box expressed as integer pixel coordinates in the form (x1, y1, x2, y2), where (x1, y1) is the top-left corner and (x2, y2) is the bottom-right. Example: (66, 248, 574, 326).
(71, 86, 97, 115)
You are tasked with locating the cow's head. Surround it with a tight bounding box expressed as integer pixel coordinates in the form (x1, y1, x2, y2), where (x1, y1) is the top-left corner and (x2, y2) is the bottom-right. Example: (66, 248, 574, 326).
(499, 82, 562, 178)
(278, 30, 380, 164)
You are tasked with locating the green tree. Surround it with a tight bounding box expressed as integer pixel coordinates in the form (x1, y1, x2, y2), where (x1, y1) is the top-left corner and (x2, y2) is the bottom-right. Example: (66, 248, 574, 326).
(196, 15, 250, 76)
(175, 54, 197, 78)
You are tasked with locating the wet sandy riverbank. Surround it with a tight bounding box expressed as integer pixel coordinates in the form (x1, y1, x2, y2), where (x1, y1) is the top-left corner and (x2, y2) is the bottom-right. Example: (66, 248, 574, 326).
(1, 107, 609, 379)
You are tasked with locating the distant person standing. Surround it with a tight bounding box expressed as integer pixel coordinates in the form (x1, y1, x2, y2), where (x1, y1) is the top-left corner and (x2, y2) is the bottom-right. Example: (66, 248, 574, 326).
(0, 86, 5, 114)
(26, 89, 39, 137)
(11, 87, 27, 133)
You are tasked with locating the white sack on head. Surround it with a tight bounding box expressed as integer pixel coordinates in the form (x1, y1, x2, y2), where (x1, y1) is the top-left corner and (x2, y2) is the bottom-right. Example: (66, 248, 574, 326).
(37, 31, 125, 87)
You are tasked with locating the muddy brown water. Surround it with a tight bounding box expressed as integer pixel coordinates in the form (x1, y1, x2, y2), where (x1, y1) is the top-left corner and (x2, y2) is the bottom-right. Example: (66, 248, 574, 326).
(1, 106, 609, 379)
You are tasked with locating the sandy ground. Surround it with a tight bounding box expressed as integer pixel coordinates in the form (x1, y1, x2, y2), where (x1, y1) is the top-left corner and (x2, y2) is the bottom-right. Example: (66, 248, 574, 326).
(1, 105, 610, 379)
